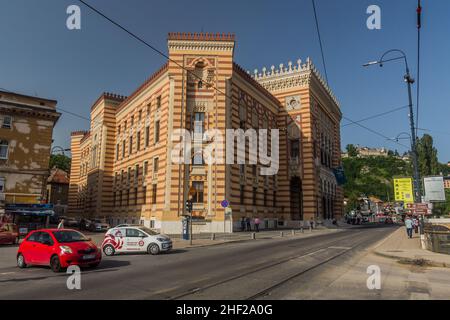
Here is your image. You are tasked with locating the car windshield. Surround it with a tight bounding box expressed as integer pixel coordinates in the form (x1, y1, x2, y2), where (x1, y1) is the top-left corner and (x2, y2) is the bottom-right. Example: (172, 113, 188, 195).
(138, 226, 159, 236)
(52, 230, 89, 243)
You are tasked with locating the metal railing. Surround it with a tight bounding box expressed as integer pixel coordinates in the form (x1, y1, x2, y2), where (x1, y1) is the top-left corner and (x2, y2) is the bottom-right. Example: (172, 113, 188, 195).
(424, 228, 450, 255)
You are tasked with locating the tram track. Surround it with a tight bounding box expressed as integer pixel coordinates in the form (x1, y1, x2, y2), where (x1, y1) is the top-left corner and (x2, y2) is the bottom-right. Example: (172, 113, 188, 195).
(167, 228, 387, 300)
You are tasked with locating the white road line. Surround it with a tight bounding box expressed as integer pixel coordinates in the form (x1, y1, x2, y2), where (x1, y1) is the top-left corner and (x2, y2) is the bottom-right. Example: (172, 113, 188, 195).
(0, 272, 15, 275)
(328, 246, 353, 250)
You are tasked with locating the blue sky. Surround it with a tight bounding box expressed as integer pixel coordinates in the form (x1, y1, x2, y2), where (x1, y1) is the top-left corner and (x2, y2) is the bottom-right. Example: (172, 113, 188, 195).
(1, 0, 449, 162)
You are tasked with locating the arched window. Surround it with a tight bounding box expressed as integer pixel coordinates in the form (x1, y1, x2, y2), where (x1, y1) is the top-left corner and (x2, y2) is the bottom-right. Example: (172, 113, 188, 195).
(192, 151, 204, 166)
(252, 108, 259, 129)
(239, 99, 247, 129)
(0, 140, 9, 159)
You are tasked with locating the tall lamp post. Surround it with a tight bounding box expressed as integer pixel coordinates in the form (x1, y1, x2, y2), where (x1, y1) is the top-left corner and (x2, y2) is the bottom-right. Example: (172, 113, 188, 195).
(51, 146, 71, 155)
(363, 49, 421, 204)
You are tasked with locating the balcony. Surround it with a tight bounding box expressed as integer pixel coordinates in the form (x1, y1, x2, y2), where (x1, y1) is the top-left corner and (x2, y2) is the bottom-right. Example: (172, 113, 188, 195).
(190, 166, 206, 176)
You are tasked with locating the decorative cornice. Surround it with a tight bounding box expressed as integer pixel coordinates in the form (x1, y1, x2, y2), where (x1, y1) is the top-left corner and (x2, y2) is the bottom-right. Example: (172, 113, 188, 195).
(168, 32, 235, 42)
(233, 63, 281, 106)
(71, 130, 89, 137)
(168, 40, 235, 52)
(91, 92, 127, 111)
(116, 62, 169, 114)
(251, 57, 340, 107)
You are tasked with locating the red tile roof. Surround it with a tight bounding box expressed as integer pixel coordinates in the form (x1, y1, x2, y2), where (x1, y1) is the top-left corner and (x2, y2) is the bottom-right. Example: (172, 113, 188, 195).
(47, 168, 70, 184)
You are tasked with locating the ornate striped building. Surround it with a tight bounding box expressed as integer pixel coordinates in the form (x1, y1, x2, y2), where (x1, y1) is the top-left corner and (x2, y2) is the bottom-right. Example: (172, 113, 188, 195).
(68, 33, 343, 233)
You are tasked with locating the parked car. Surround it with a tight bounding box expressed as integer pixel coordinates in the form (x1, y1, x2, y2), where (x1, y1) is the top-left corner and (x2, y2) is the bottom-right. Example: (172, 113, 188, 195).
(89, 219, 110, 232)
(65, 217, 80, 228)
(16, 229, 101, 272)
(0, 223, 19, 245)
(101, 226, 172, 256)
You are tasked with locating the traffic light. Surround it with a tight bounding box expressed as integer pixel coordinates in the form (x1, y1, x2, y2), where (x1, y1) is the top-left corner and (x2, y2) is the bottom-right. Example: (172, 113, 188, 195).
(185, 199, 193, 213)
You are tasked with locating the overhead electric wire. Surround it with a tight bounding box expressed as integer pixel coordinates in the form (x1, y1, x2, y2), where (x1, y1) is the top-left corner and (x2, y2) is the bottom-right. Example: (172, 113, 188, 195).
(311, 0, 329, 85)
(342, 115, 409, 149)
(417, 128, 450, 136)
(77, 0, 231, 101)
(341, 105, 409, 128)
(79, 0, 414, 151)
(0, 86, 90, 122)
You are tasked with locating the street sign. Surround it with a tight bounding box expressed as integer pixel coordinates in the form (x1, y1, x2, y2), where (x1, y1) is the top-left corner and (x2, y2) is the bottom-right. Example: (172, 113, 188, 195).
(406, 203, 432, 216)
(424, 176, 446, 202)
(393, 177, 414, 203)
(221, 200, 229, 208)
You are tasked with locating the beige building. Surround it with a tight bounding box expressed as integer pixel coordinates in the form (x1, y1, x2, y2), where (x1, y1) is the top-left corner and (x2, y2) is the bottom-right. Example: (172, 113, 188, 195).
(0, 90, 60, 206)
(69, 33, 343, 233)
(444, 176, 450, 190)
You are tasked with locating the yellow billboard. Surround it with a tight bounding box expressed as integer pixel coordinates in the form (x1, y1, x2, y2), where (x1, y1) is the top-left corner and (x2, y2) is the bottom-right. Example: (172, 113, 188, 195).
(393, 177, 414, 203)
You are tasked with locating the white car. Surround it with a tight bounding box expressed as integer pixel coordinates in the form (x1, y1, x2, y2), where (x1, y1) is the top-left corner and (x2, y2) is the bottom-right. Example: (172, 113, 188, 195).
(101, 226, 172, 256)
(89, 219, 110, 232)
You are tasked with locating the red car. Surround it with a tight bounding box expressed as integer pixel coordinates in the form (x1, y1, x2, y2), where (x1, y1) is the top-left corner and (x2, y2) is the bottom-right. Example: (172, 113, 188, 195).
(17, 229, 101, 272)
(0, 223, 19, 245)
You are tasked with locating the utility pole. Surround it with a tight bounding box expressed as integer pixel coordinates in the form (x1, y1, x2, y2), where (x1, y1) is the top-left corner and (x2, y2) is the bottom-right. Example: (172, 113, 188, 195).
(363, 50, 421, 205)
(404, 67, 421, 204)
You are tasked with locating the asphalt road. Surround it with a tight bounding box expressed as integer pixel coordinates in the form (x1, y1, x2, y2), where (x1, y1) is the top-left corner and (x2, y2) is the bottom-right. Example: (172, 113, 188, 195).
(0, 224, 398, 299)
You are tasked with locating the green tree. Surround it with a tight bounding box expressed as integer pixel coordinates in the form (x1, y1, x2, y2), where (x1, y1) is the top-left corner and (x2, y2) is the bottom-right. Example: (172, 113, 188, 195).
(342, 155, 412, 204)
(416, 134, 439, 177)
(346, 144, 358, 157)
(49, 154, 71, 172)
(432, 190, 450, 217)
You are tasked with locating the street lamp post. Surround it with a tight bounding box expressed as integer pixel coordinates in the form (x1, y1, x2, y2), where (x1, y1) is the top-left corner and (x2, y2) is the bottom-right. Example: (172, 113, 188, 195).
(51, 146, 71, 155)
(363, 50, 421, 204)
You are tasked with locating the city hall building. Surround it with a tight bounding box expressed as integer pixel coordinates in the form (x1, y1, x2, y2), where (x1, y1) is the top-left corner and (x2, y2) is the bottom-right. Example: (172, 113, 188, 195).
(68, 33, 343, 233)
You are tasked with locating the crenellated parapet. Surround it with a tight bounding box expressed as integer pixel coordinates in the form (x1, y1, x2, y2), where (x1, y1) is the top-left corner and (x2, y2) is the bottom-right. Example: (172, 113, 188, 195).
(250, 57, 340, 107)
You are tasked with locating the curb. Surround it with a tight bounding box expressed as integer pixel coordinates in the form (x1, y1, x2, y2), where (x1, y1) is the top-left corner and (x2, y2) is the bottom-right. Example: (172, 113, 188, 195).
(373, 251, 450, 269)
(173, 228, 343, 250)
(372, 227, 450, 269)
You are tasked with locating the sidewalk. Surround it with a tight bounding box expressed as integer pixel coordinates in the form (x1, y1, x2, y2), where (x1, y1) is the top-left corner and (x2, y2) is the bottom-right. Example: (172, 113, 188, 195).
(85, 227, 341, 250)
(374, 226, 450, 268)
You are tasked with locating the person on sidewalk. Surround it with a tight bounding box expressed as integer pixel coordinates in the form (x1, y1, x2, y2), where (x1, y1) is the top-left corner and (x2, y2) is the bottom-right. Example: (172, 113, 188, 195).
(254, 217, 261, 232)
(57, 218, 65, 230)
(245, 217, 251, 231)
(405, 216, 413, 239)
(413, 217, 419, 234)
(309, 217, 314, 230)
(240, 217, 246, 232)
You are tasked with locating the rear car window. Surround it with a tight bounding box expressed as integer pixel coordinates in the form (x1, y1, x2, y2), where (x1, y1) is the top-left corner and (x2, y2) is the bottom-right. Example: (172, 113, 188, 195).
(52, 230, 89, 243)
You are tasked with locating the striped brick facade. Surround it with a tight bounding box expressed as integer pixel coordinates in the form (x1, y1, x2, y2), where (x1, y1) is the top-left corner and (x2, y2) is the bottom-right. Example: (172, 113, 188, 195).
(68, 33, 343, 233)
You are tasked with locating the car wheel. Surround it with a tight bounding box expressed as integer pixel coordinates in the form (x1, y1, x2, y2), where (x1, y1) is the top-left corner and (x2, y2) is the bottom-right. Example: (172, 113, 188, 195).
(147, 243, 160, 255)
(17, 254, 27, 268)
(50, 256, 62, 273)
(103, 245, 115, 256)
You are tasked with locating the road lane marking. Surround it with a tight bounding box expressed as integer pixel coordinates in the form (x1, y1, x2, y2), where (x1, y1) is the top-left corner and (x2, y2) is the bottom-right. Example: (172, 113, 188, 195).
(0, 272, 15, 275)
(328, 246, 353, 250)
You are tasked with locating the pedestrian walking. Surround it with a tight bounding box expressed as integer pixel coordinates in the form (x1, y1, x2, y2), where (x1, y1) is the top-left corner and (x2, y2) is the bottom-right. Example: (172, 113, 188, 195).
(240, 217, 246, 232)
(405, 216, 413, 239)
(246, 217, 251, 231)
(310, 217, 314, 229)
(413, 218, 419, 234)
(254, 217, 260, 232)
(57, 218, 65, 229)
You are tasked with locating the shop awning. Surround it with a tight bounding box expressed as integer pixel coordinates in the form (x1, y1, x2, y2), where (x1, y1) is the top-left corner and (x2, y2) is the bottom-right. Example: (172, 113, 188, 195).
(5, 204, 55, 217)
